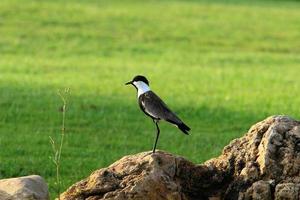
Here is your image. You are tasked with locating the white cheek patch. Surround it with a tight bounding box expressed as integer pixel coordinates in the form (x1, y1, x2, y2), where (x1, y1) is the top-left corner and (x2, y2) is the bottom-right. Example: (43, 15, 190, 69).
(133, 81, 150, 97)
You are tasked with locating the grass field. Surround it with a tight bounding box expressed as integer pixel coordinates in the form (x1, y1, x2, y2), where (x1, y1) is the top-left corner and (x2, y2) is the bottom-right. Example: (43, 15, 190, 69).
(0, 0, 300, 198)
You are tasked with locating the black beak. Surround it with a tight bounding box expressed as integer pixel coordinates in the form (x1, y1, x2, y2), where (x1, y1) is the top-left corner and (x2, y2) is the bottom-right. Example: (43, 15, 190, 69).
(125, 81, 133, 85)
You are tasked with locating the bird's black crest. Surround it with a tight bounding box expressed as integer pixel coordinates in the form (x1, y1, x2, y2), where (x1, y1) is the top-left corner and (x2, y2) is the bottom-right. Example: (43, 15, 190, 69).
(132, 75, 149, 85)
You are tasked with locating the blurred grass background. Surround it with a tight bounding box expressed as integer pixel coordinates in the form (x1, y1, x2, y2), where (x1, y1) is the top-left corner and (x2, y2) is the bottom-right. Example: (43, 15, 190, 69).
(0, 0, 300, 198)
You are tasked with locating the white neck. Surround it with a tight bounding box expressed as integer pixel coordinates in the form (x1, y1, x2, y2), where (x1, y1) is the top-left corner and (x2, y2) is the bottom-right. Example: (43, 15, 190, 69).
(133, 81, 150, 97)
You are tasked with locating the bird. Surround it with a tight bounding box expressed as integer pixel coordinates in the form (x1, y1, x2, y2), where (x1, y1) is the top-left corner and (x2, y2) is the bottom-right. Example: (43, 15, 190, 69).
(125, 75, 190, 153)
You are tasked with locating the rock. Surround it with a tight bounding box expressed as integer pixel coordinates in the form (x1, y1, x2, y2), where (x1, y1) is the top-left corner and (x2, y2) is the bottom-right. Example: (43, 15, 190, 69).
(58, 151, 224, 200)
(0, 175, 49, 200)
(205, 115, 300, 199)
(60, 115, 300, 199)
(240, 180, 272, 200)
(0, 190, 13, 200)
(275, 183, 299, 200)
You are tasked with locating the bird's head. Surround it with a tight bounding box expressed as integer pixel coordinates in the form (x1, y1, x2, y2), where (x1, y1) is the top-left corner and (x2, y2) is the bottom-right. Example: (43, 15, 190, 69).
(125, 75, 149, 87)
(125, 75, 150, 95)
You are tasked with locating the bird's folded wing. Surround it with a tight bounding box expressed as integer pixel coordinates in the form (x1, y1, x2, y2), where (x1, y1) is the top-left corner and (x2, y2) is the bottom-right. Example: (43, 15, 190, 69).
(140, 91, 182, 124)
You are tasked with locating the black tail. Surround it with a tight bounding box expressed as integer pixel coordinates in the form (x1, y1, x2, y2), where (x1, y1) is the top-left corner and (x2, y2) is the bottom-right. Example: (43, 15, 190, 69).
(178, 122, 191, 135)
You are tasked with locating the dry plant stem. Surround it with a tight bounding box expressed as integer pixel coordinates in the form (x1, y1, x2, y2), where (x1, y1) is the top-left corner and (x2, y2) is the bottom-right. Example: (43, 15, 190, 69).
(57, 92, 66, 199)
(50, 89, 69, 200)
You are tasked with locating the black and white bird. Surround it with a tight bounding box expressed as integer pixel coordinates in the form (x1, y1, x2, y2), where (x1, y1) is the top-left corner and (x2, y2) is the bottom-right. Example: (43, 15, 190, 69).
(125, 75, 190, 153)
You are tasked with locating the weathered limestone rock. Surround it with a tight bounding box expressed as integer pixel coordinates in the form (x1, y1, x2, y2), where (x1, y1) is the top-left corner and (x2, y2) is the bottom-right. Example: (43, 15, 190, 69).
(0, 175, 49, 200)
(60, 115, 300, 199)
(275, 183, 299, 200)
(59, 151, 225, 200)
(0, 190, 13, 200)
(203, 115, 300, 199)
(240, 180, 272, 200)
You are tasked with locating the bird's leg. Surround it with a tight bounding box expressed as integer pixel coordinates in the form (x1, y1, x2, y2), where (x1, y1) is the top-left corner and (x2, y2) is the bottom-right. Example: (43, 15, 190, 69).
(152, 120, 160, 153)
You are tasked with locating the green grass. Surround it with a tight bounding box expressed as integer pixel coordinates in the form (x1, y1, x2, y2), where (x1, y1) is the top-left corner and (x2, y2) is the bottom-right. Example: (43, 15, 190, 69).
(0, 0, 300, 198)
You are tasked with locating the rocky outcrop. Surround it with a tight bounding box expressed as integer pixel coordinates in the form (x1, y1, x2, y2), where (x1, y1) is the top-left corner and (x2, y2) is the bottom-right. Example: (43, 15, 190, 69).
(204, 115, 300, 199)
(0, 175, 49, 200)
(60, 115, 300, 200)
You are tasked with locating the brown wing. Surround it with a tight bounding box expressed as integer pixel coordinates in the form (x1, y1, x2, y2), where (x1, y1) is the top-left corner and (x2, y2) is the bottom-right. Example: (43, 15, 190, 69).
(139, 91, 183, 124)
